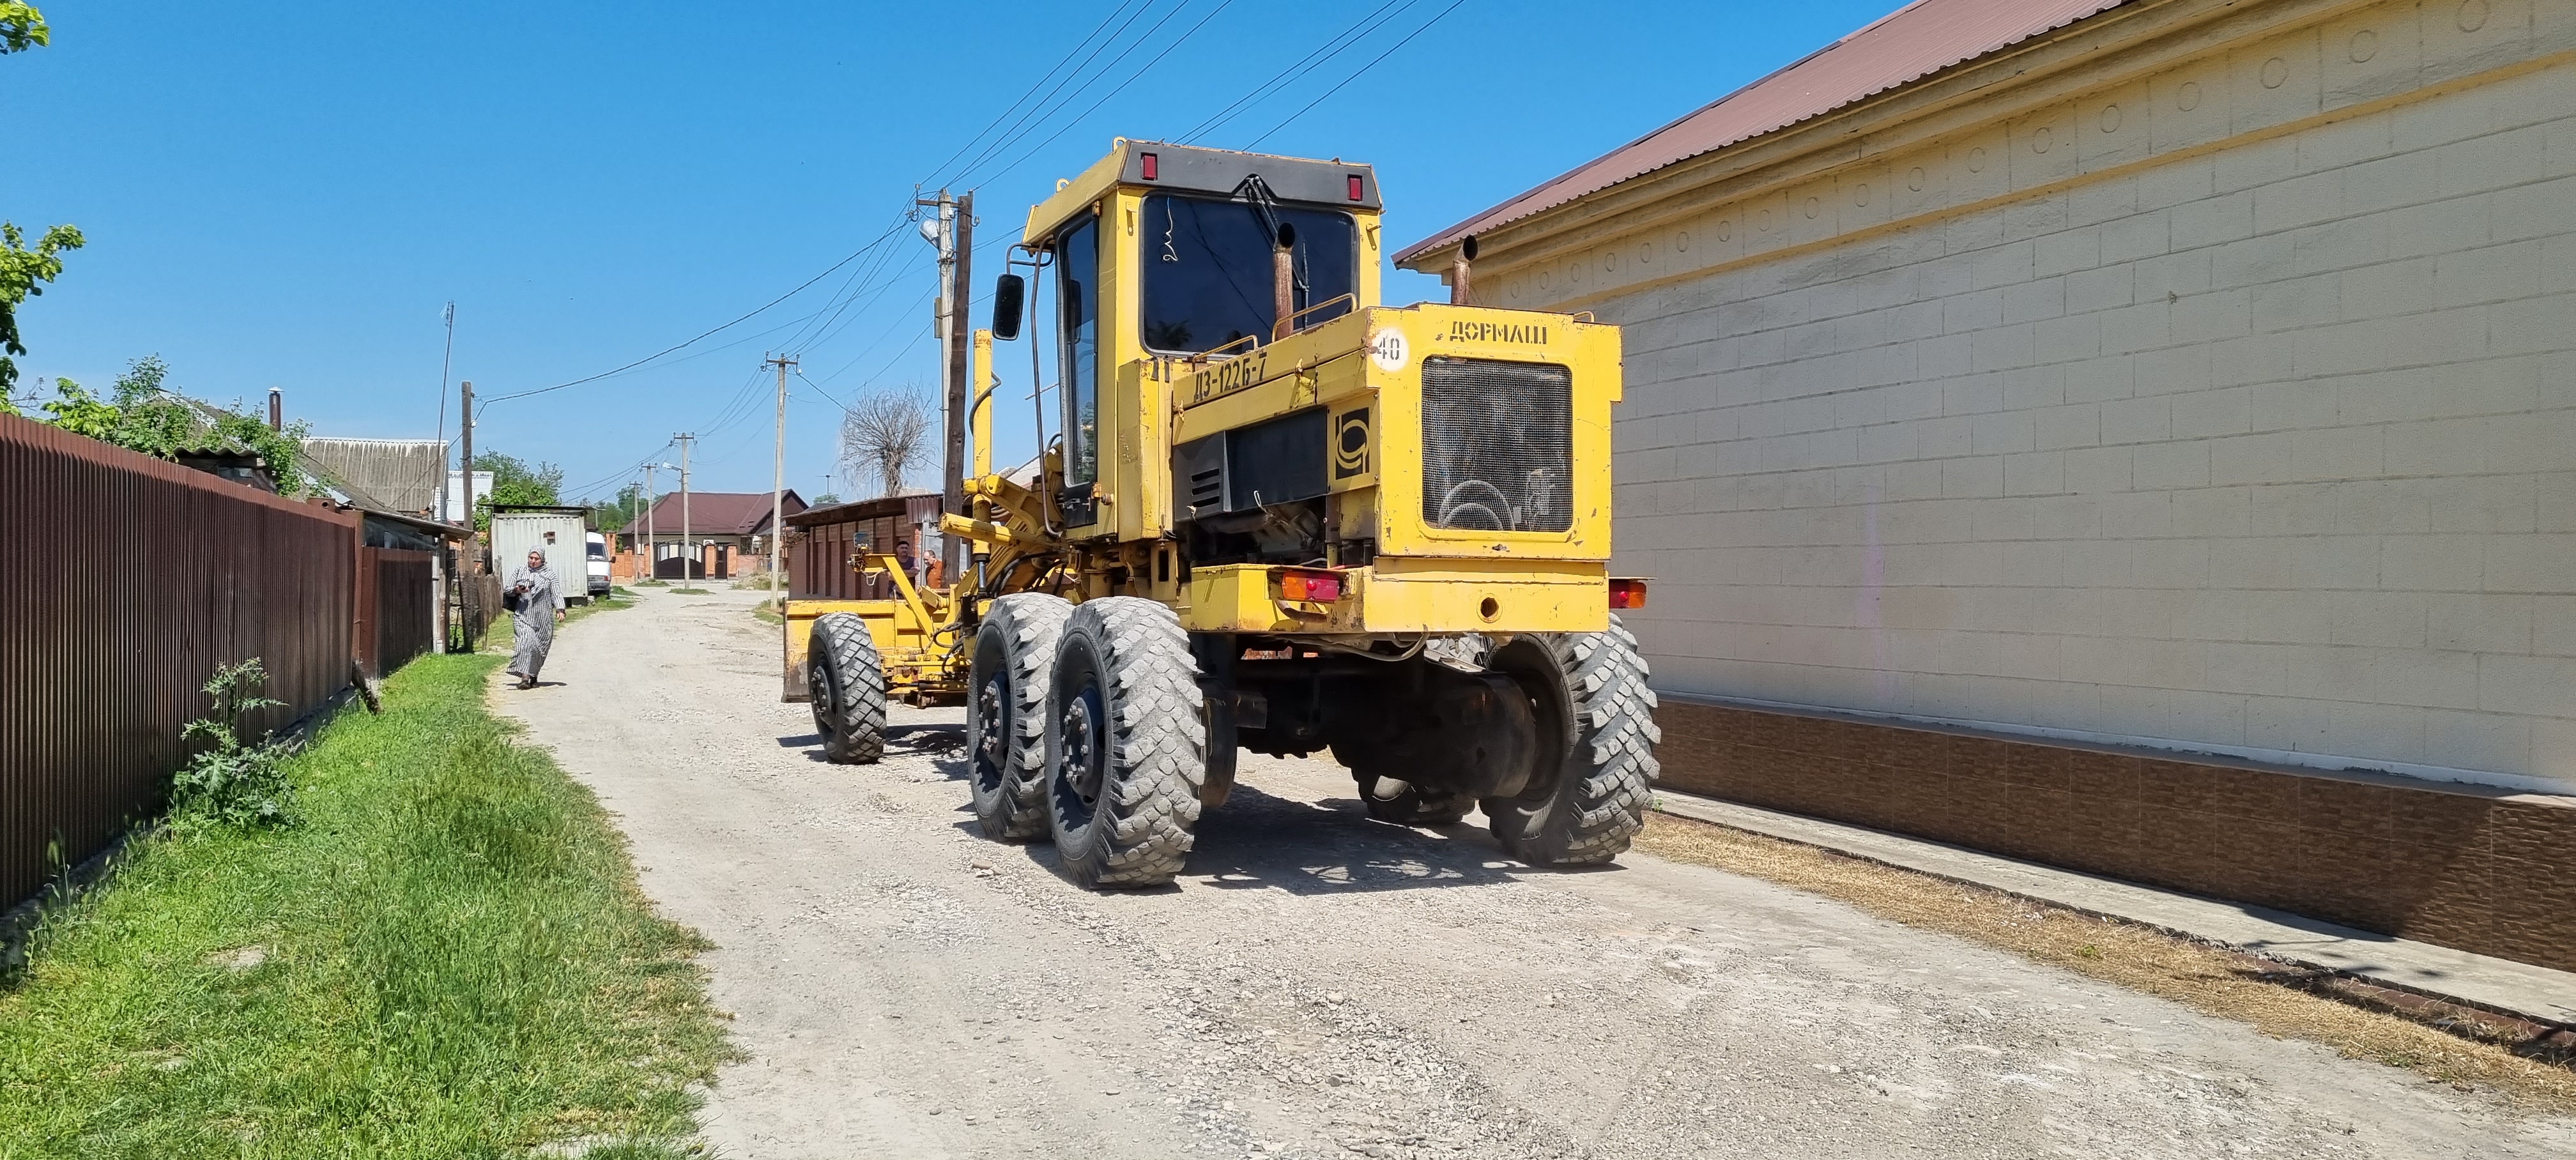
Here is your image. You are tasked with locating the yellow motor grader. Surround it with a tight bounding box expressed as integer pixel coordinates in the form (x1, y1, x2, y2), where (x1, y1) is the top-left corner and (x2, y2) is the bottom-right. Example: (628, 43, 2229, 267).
(783, 140, 1658, 889)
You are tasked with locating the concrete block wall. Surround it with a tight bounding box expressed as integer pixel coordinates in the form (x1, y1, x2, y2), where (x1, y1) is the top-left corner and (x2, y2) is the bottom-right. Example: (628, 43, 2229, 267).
(1591, 61, 2576, 791)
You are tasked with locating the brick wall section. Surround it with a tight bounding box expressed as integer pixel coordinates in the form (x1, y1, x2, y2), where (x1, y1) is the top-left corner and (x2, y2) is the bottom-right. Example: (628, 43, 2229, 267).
(1582, 61, 2576, 788)
(1661, 698, 2576, 972)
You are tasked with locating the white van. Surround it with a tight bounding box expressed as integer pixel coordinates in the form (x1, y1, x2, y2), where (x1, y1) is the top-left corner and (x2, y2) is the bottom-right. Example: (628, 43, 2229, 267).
(585, 531, 613, 597)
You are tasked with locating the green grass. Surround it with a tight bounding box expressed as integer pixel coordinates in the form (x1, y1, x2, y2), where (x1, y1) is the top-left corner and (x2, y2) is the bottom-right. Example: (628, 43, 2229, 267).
(749, 598, 782, 626)
(0, 654, 733, 1157)
(664, 588, 710, 596)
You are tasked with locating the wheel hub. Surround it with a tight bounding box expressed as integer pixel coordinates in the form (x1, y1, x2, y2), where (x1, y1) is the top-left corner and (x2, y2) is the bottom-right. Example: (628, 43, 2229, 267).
(807, 659, 834, 724)
(1061, 690, 1103, 805)
(975, 678, 1007, 777)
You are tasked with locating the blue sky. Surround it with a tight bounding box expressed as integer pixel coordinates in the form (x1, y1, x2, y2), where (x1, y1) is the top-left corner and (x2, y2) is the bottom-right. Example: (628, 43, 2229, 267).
(4, 0, 1890, 501)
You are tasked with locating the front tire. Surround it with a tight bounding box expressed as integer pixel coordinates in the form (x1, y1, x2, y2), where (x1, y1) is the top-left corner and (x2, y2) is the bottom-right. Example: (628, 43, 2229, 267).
(808, 612, 887, 765)
(1483, 615, 1660, 866)
(1045, 598, 1205, 889)
(969, 593, 1073, 841)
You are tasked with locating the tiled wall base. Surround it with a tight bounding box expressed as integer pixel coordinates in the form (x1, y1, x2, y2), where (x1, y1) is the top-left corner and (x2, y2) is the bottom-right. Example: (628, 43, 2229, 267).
(1657, 698, 2576, 973)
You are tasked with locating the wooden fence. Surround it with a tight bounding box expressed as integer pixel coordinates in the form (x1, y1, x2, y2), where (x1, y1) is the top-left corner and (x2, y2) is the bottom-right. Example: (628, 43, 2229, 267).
(1, 414, 362, 908)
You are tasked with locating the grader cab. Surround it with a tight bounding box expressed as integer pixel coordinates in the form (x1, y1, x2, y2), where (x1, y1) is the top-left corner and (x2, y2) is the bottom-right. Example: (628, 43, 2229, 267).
(785, 139, 1659, 888)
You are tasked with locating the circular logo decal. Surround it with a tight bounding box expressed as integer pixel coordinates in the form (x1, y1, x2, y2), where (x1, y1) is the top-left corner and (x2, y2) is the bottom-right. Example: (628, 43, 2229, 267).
(1367, 328, 1409, 372)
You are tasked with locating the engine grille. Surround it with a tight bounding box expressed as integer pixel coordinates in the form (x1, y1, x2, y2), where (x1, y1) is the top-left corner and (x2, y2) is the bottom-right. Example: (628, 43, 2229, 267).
(1420, 358, 1574, 533)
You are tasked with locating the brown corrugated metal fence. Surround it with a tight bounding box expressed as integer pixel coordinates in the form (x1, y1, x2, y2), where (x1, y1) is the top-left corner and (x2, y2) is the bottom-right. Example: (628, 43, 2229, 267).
(1, 413, 357, 908)
(358, 547, 436, 677)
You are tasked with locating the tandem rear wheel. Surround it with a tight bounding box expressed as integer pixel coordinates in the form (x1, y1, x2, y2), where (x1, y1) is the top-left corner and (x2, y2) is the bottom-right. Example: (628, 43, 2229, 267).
(951, 605, 1661, 886)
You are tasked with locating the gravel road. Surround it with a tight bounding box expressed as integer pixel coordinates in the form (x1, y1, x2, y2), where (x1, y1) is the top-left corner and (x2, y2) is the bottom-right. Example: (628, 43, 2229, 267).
(494, 587, 2576, 1159)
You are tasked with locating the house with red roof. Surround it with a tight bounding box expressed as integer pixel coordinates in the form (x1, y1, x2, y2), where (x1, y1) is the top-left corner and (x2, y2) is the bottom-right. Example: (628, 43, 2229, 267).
(619, 490, 807, 579)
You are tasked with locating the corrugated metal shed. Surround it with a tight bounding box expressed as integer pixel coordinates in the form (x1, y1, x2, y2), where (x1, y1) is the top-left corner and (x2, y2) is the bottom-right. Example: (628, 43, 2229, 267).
(1395, 0, 2129, 263)
(784, 492, 945, 602)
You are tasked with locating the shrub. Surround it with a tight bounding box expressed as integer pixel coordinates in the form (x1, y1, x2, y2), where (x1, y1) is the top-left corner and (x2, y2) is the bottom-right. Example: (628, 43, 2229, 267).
(171, 659, 296, 828)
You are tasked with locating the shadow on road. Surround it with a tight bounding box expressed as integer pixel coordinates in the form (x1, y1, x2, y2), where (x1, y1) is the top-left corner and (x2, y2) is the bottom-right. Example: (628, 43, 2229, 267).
(942, 776, 1583, 896)
(792, 723, 969, 770)
(1186, 783, 1544, 895)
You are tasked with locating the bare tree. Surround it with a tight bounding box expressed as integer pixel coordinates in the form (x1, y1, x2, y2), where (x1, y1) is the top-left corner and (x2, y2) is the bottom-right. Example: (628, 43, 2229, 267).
(839, 385, 936, 498)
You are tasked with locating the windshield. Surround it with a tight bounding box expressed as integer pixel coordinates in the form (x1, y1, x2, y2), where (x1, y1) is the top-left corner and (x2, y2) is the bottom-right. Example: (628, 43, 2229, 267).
(1139, 194, 1356, 354)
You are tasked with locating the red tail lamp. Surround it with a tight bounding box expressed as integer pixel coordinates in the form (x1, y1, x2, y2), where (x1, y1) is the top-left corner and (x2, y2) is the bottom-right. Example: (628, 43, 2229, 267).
(1608, 579, 1649, 609)
(1140, 152, 1159, 180)
(1279, 569, 1343, 603)
(1348, 174, 1365, 201)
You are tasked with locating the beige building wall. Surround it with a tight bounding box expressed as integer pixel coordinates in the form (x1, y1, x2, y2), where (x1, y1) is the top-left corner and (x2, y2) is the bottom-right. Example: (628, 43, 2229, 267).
(1470, 2, 2576, 791)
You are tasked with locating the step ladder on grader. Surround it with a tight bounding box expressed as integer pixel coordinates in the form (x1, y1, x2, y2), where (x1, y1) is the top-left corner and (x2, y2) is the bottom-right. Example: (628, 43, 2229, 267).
(781, 140, 1659, 889)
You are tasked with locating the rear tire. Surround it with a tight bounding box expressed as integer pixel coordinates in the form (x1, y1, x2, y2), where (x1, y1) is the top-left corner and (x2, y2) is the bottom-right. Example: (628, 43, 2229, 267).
(1483, 615, 1659, 866)
(808, 612, 887, 765)
(1045, 598, 1205, 889)
(969, 593, 1073, 841)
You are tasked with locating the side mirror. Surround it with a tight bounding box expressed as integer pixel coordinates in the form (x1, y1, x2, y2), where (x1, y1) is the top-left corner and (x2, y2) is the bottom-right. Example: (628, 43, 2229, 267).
(991, 273, 1025, 340)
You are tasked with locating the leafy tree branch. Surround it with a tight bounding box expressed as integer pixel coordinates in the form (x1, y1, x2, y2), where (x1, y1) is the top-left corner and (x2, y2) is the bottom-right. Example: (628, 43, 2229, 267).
(1, 222, 85, 404)
(0, 2, 47, 54)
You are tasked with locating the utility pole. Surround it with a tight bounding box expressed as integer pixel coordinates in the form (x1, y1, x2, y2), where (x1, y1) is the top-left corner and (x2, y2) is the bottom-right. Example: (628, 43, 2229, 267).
(674, 432, 695, 584)
(918, 188, 972, 579)
(643, 463, 659, 580)
(765, 354, 794, 675)
(947, 192, 974, 580)
(460, 379, 475, 564)
(765, 355, 793, 587)
(436, 302, 455, 527)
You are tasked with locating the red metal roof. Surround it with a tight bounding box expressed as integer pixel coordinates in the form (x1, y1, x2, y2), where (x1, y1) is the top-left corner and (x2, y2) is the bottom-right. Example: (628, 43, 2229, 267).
(635, 490, 808, 536)
(1394, 0, 2129, 264)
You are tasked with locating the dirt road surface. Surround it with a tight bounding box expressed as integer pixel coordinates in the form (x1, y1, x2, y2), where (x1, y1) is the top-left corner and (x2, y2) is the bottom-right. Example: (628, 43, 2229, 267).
(494, 588, 2576, 1159)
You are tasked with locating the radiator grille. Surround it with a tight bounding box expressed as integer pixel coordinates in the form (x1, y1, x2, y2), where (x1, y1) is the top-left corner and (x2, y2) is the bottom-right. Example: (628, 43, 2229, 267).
(1420, 358, 1574, 533)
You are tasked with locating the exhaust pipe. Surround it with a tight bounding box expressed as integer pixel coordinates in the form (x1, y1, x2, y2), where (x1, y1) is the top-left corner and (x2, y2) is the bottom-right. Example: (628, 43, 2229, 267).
(1450, 236, 1478, 306)
(1271, 223, 1298, 340)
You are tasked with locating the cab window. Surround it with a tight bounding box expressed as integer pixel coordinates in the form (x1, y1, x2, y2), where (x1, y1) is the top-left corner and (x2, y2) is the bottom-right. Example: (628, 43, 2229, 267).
(1138, 194, 1356, 354)
(1056, 214, 1100, 487)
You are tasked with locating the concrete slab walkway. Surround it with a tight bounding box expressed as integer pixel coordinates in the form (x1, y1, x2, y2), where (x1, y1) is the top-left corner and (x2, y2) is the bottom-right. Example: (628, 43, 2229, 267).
(1654, 790, 2576, 1030)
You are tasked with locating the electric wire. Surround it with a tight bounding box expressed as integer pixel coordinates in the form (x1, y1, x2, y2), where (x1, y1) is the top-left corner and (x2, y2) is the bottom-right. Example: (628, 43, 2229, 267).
(1245, 0, 1472, 149)
(969, 0, 1238, 190)
(916, 0, 1152, 190)
(1176, 0, 1416, 142)
(937, 0, 1175, 189)
(476, 218, 908, 409)
(947, 0, 1220, 190)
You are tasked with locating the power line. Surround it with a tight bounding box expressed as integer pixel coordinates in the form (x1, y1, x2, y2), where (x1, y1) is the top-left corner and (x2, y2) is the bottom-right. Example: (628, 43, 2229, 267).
(1245, 0, 1471, 149)
(935, 0, 1171, 189)
(477, 218, 908, 408)
(971, 0, 1239, 190)
(917, 0, 1151, 190)
(1176, 0, 1415, 142)
(949, 0, 1218, 190)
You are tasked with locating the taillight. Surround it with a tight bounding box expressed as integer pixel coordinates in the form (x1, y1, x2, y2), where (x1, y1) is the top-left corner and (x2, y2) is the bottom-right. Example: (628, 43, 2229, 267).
(1347, 174, 1365, 201)
(1280, 569, 1343, 602)
(1140, 152, 1158, 180)
(1608, 579, 1648, 609)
